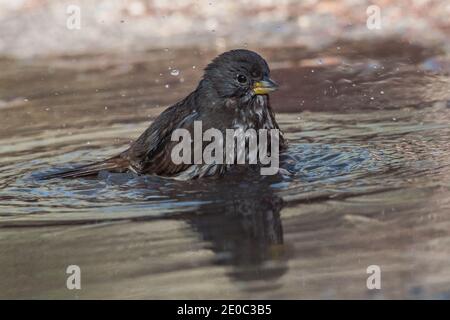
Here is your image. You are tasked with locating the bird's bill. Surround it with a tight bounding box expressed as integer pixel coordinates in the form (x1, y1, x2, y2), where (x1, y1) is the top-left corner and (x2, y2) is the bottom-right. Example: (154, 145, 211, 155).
(253, 77, 279, 95)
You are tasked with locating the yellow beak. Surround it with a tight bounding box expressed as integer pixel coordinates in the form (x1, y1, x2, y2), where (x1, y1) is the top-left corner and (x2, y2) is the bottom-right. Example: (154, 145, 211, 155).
(253, 77, 279, 95)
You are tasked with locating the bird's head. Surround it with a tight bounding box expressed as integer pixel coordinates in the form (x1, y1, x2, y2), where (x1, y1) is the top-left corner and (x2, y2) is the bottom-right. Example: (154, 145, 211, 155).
(202, 49, 278, 99)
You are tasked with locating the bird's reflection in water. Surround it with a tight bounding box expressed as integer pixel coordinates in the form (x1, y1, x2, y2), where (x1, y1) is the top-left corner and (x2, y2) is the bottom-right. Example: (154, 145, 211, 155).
(184, 179, 288, 282)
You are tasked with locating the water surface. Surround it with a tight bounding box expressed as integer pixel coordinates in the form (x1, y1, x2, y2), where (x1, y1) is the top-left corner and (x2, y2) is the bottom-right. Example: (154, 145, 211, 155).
(1, 41, 450, 298)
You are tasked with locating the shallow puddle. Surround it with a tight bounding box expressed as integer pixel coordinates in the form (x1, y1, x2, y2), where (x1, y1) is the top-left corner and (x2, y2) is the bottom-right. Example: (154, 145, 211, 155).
(1, 40, 450, 298)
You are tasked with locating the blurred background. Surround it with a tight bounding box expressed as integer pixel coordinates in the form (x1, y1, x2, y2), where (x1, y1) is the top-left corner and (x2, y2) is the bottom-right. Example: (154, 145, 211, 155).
(0, 0, 449, 58)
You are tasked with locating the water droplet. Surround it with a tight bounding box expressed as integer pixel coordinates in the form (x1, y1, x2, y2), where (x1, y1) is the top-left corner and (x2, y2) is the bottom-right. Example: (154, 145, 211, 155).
(165, 84, 170, 89)
(170, 69, 180, 76)
(192, 65, 196, 69)
(380, 90, 385, 95)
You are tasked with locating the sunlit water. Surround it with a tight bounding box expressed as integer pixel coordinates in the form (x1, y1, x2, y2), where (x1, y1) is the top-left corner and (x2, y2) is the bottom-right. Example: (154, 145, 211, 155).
(1, 41, 450, 298)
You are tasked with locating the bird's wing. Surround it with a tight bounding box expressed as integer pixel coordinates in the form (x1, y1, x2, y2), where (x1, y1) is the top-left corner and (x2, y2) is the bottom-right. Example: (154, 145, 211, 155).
(123, 100, 199, 175)
(44, 96, 199, 179)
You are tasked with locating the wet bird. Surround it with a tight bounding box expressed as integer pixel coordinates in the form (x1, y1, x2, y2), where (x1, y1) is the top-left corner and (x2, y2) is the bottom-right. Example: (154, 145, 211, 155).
(46, 49, 285, 180)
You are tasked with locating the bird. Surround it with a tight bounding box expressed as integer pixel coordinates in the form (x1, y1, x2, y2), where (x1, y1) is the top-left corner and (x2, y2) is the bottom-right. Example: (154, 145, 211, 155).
(45, 49, 286, 180)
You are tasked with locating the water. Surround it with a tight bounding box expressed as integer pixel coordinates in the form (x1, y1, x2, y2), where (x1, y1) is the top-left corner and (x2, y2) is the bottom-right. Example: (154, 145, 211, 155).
(1, 42, 450, 298)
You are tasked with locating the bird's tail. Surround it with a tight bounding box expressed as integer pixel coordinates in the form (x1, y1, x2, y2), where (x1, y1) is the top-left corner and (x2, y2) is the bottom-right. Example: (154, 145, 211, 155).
(42, 156, 130, 179)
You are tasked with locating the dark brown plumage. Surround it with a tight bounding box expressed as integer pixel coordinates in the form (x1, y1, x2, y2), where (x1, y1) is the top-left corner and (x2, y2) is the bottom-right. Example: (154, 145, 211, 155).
(46, 49, 285, 180)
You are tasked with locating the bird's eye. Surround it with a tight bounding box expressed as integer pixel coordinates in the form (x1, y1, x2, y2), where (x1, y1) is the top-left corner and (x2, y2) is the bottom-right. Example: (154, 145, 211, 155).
(236, 74, 247, 84)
